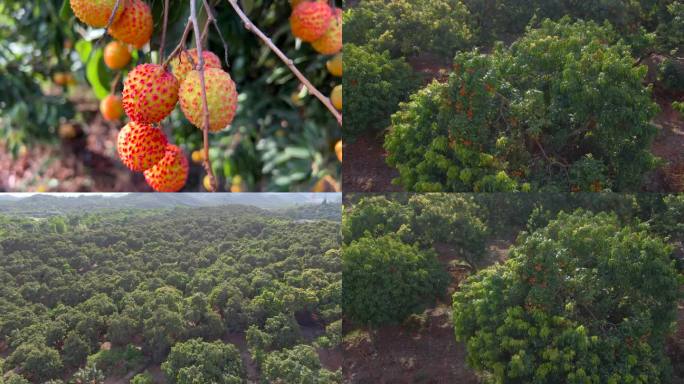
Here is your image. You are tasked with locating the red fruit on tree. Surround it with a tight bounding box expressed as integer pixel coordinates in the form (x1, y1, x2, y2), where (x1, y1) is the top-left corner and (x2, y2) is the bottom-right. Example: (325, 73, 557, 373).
(117, 122, 168, 172)
(70, 0, 125, 28)
(100, 94, 124, 121)
(178, 67, 238, 132)
(104, 41, 131, 70)
(172, 49, 222, 85)
(122, 63, 179, 124)
(108, 0, 153, 49)
(311, 7, 342, 55)
(144, 144, 189, 192)
(290, 1, 334, 42)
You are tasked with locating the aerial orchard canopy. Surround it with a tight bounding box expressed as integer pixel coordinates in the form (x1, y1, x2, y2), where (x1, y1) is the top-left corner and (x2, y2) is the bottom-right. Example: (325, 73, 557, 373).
(385, 18, 660, 192)
(452, 210, 679, 383)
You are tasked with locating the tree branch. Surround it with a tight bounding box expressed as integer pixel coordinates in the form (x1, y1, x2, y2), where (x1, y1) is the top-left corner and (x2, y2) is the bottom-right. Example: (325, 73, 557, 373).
(190, 0, 217, 192)
(159, 0, 170, 63)
(226, 0, 342, 126)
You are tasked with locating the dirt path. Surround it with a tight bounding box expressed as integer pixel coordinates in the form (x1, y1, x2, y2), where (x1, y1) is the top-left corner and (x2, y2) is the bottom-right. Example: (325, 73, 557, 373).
(648, 91, 684, 192)
(342, 132, 402, 192)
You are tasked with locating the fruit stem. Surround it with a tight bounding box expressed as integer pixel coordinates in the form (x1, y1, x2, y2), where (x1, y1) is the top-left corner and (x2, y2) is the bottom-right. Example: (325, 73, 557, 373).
(161, 21, 193, 69)
(226, 0, 343, 127)
(189, 0, 217, 192)
(159, 0, 170, 63)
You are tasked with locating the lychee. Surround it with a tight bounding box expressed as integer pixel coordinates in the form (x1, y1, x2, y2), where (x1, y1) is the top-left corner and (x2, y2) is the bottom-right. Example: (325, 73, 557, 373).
(117, 121, 168, 171)
(122, 63, 179, 124)
(144, 144, 189, 192)
(331, 85, 342, 111)
(100, 94, 124, 121)
(108, 0, 153, 49)
(311, 8, 342, 55)
(326, 53, 342, 77)
(104, 41, 131, 70)
(70, 0, 125, 28)
(290, 1, 334, 42)
(178, 68, 238, 132)
(172, 49, 222, 85)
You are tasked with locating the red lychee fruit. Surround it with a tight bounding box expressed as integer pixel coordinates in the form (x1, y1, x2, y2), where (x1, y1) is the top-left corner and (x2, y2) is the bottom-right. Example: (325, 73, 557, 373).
(178, 68, 238, 132)
(144, 144, 189, 192)
(116, 121, 168, 171)
(108, 0, 153, 49)
(70, 0, 126, 28)
(122, 63, 179, 124)
(311, 7, 342, 55)
(290, 1, 334, 42)
(172, 49, 222, 85)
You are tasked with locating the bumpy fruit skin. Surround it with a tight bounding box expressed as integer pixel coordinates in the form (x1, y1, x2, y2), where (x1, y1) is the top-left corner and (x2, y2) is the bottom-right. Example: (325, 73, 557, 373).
(179, 68, 238, 132)
(100, 94, 124, 121)
(70, 0, 125, 28)
(311, 8, 342, 55)
(335, 140, 342, 162)
(123, 64, 179, 124)
(326, 53, 342, 77)
(290, 1, 333, 42)
(144, 144, 189, 192)
(117, 122, 167, 171)
(104, 41, 131, 70)
(108, 0, 153, 49)
(331, 85, 342, 111)
(172, 49, 222, 85)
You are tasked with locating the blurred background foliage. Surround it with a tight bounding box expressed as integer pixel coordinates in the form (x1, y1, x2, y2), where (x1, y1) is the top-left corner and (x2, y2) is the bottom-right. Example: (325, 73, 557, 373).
(0, 0, 342, 192)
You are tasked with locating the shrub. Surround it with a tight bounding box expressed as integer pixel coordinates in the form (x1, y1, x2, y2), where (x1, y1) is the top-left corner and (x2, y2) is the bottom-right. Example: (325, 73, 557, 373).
(344, 0, 473, 58)
(261, 344, 340, 384)
(343, 44, 419, 138)
(386, 19, 660, 192)
(453, 210, 679, 383)
(343, 234, 449, 326)
(161, 339, 245, 384)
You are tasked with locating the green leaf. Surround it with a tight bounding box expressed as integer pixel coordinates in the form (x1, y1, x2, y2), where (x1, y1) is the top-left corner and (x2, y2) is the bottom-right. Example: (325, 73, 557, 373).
(86, 48, 112, 100)
(59, 0, 73, 21)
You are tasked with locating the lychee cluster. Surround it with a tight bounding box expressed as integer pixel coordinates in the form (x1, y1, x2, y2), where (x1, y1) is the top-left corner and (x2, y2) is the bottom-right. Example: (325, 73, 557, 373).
(71, 0, 153, 48)
(289, 1, 342, 55)
(109, 47, 238, 191)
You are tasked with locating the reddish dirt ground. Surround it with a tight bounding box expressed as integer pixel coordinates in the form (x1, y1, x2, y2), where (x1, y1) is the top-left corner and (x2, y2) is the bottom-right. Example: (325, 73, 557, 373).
(342, 132, 402, 193)
(648, 90, 684, 192)
(342, 241, 505, 384)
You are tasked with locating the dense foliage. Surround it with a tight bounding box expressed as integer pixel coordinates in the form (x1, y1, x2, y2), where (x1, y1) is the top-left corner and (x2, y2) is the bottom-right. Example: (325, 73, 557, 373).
(386, 19, 660, 192)
(0, 202, 341, 382)
(343, 0, 473, 59)
(342, 194, 488, 326)
(342, 44, 419, 138)
(453, 210, 679, 383)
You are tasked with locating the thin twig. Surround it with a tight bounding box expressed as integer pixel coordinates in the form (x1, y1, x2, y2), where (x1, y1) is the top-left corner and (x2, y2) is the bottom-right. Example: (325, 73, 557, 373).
(161, 21, 193, 69)
(159, 0, 170, 63)
(226, 0, 342, 126)
(190, 0, 217, 192)
(109, 71, 122, 94)
(201, 0, 231, 68)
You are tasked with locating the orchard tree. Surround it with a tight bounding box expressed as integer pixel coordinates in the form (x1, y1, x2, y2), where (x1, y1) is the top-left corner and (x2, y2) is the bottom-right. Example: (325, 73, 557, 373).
(343, 0, 473, 58)
(343, 234, 449, 326)
(161, 338, 245, 384)
(342, 44, 419, 138)
(261, 344, 340, 384)
(70, 364, 105, 384)
(6, 343, 63, 382)
(341, 195, 412, 244)
(61, 331, 90, 368)
(386, 18, 660, 192)
(453, 210, 679, 383)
